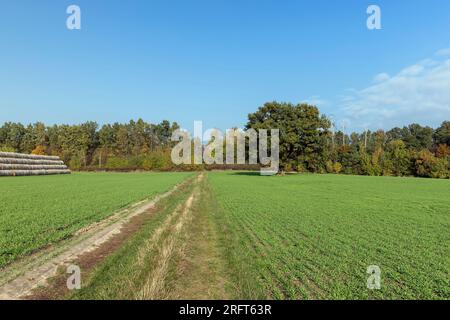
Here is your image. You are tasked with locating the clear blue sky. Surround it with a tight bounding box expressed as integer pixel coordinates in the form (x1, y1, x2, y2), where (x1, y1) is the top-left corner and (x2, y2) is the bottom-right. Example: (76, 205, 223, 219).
(1, 0, 450, 133)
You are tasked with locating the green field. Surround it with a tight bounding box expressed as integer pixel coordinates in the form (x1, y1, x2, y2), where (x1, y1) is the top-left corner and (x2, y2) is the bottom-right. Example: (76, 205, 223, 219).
(0, 172, 192, 268)
(208, 172, 450, 299)
(1, 171, 449, 299)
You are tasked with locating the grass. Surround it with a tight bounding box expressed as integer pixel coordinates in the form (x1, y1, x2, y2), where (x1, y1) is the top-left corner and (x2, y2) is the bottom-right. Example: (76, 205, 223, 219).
(0, 172, 192, 268)
(70, 173, 230, 300)
(70, 175, 195, 299)
(208, 172, 450, 299)
(2, 171, 448, 300)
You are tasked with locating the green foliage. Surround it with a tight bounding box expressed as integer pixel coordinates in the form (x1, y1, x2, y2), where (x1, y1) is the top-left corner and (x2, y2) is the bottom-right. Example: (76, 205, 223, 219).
(432, 157, 450, 179)
(68, 154, 83, 170)
(0, 106, 448, 178)
(246, 102, 330, 171)
(128, 155, 145, 168)
(337, 146, 361, 175)
(326, 160, 334, 173)
(0, 145, 16, 152)
(359, 150, 373, 176)
(326, 160, 342, 174)
(385, 140, 411, 176)
(0, 122, 26, 151)
(0, 119, 179, 170)
(434, 121, 450, 146)
(333, 162, 342, 174)
(402, 124, 434, 150)
(101, 152, 175, 171)
(105, 156, 129, 170)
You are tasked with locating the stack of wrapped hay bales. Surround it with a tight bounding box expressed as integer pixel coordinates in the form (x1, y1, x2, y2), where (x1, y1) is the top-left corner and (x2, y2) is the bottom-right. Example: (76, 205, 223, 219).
(0, 152, 71, 176)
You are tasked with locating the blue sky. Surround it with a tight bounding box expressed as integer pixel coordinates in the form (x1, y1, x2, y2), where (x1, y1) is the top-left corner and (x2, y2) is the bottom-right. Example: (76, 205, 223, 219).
(1, 0, 450, 133)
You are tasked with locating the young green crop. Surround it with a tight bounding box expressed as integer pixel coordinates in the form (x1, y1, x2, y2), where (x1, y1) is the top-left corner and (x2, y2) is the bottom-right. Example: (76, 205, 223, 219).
(208, 172, 450, 299)
(0, 172, 192, 267)
(2, 171, 448, 299)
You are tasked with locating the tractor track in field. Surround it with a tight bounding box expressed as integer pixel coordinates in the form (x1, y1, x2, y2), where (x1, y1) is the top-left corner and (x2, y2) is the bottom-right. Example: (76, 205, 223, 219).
(62, 171, 229, 300)
(136, 190, 197, 299)
(0, 175, 197, 300)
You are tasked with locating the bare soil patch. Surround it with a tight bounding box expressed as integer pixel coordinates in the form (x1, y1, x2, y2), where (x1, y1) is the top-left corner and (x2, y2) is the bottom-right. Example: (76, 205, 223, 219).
(0, 177, 194, 300)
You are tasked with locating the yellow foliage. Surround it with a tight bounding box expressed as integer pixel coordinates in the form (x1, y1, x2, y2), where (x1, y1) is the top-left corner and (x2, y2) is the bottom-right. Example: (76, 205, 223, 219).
(31, 145, 46, 155)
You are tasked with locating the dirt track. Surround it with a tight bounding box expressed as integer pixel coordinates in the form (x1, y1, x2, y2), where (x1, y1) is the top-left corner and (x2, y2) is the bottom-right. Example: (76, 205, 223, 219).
(0, 177, 193, 300)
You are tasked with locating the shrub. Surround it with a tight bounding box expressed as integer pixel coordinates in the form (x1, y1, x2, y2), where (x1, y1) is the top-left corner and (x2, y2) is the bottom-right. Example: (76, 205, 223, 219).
(0, 146, 16, 152)
(105, 156, 129, 170)
(284, 163, 293, 172)
(31, 145, 47, 156)
(326, 160, 334, 173)
(333, 162, 342, 174)
(69, 155, 83, 170)
(431, 157, 449, 179)
(128, 155, 145, 169)
(414, 149, 449, 178)
(142, 158, 153, 170)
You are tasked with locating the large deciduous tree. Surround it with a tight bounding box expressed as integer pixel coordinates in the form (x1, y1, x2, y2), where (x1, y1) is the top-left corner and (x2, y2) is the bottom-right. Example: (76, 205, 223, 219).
(246, 101, 330, 172)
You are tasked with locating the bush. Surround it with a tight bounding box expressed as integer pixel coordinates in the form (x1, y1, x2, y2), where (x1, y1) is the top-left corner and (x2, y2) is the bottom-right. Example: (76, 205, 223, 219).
(140, 151, 174, 171)
(326, 160, 334, 173)
(326, 160, 342, 174)
(31, 145, 47, 156)
(284, 163, 293, 172)
(128, 155, 145, 169)
(333, 162, 342, 174)
(105, 156, 129, 170)
(69, 155, 83, 170)
(414, 149, 449, 178)
(142, 158, 154, 170)
(0, 146, 16, 152)
(431, 158, 449, 179)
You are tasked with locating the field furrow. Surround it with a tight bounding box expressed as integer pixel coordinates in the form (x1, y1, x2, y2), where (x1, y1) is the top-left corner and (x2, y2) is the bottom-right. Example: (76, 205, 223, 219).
(209, 172, 450, 299)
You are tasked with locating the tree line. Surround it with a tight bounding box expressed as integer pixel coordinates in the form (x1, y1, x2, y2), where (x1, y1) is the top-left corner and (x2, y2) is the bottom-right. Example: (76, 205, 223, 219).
(0, 119, 183, 171)
(246, 102, 449, 178)
(1, 102, 449, 178)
